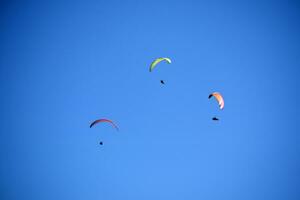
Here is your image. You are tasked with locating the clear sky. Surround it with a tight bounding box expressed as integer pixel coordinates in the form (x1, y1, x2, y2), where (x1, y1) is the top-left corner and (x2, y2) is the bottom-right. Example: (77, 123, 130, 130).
(1, 1, 299, 199)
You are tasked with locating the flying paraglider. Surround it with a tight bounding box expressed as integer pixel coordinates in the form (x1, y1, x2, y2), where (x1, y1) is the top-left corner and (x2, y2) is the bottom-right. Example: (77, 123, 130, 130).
(212, 117, 219, 121)
(208, 92, 224, 109)
(89, 119, 119, 131)
(160, 80, 165, 84)
(149, 57, 171, 72)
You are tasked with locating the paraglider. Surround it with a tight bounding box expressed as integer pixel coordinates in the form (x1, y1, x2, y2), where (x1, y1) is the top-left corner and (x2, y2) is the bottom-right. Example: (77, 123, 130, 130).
(90, 119, 118, 146)
(208, 92, 224, 109)
(160, 80, 165, 84)
(90, 118, 119, 131)
(209, 92, 224, 121)
(149, 57, 171, 72)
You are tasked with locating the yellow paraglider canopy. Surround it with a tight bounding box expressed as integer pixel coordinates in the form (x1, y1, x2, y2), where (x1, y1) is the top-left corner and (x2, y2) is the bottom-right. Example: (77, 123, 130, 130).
(149, 57, 171, 72)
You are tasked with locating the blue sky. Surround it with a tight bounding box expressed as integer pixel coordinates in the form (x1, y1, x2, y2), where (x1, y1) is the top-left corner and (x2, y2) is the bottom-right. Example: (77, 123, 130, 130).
(0, 1, 299, 199)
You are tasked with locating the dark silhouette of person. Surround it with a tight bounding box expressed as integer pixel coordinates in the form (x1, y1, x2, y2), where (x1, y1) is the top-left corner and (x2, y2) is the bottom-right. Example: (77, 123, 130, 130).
(99, 141, 103, 145)
(160, 80, 165, 84)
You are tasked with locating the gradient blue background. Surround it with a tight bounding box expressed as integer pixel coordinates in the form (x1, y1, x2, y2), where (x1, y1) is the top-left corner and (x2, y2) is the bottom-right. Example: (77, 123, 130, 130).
(1, 0, 299, 199)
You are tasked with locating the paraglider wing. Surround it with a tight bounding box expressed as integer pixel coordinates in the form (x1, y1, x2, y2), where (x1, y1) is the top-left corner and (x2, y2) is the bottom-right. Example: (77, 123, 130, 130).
(149, 57, 171, 72)
(209, 92, 224, 109)
(90, 119, 119, 131)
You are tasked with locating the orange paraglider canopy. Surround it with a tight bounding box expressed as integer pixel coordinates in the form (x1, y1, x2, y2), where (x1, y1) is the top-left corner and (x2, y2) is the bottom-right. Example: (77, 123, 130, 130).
(209, 92, 224, 109)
